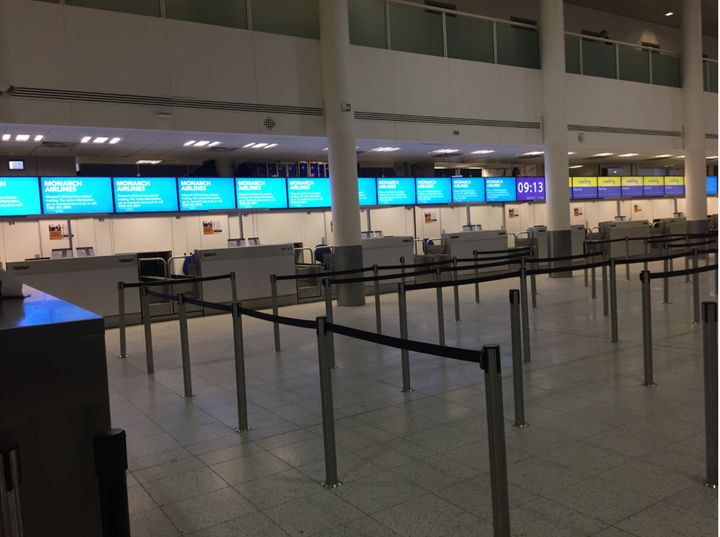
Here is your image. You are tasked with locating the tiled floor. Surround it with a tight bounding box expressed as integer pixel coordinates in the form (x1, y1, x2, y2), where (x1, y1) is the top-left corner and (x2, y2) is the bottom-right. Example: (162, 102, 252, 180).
(106, 262, 718, 536)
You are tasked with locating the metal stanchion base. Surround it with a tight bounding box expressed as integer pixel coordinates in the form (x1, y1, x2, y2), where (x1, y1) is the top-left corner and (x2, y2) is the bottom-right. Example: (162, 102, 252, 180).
(513, 423, 529, 429)
(118, 354, 128, 359)
(234, 428, 250, 434)
(643, 382, 657, 388)
(704, 482, 717, 489)
(322, 481, 342, 489)
(401, 388, 415, 393)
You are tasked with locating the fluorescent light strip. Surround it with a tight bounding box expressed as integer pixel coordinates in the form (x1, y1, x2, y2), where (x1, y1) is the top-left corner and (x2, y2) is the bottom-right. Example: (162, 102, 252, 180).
(706, 155, 718, 159)
(80, 136, 92, 143)
(654, 154, 673, 158)
(208, 141, 222, 147)
(520, 151, 543, 156)
(109, 137, 122, 145)
(15, 134, 30, 142)
(183, 140, 196, 147)
(265, 143, 277, 149)
(194, 141, 211, 147)
(618, 153, 638, 157)
(593, 152, 614, 157)
(431, 149, 460, 154)
(93, 137, 109, 144)
(136, 159, 162, 165)
(34, 135, 44, 142)
(1, 134, 10, 141)
(471, 149, 494, 155)
(251, 143, 268, 148)
(567, 152, 576, 155)
(569, 165, 583, 169)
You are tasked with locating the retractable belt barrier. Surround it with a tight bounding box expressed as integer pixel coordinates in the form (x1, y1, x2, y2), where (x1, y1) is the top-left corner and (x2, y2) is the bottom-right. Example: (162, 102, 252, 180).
(122, 273, 233, 288)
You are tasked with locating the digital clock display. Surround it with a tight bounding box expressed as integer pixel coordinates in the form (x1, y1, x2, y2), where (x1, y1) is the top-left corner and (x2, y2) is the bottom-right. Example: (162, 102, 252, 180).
(516, 177, 545, 201)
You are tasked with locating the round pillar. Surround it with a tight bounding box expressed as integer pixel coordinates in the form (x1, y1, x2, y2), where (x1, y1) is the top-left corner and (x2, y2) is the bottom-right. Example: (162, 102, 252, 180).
(319, 0, 364, 305)
(682, 0, 707, 233)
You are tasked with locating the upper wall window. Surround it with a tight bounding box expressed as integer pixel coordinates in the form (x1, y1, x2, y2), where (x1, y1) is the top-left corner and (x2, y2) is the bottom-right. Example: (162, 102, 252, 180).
(66, 0, 161, 17)
(250, 0, 320, 40)
(166, 0, 248, 29)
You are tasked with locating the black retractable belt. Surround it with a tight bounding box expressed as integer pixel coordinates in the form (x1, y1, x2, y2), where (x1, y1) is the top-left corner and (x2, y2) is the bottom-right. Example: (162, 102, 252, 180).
(94, 429, 130, 537)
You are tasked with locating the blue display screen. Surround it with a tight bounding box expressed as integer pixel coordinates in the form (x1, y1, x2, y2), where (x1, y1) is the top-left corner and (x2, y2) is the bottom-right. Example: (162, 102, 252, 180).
(707, 176, 718, 196)
(597, 177, 621, 199)
(377, 178, 416, 205)
(416, 177, 451, 205)
(288, 177, 331, 208)
(236, 178, 288, 209)
(41, 177, 114, 214)
(178, 177, 236, 211)
(621, 177, 644, 198)
(452, 177, 485, 203)
(571, 177, 598, 200)
(358, 177, 377, 206)
(485, 177, 517, 202)
(113, 177, 179, 213)
(0, 177, 41, 216)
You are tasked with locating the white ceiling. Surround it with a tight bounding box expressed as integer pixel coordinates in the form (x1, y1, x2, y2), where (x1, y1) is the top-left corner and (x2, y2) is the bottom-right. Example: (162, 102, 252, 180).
(0, 123, 716, 169)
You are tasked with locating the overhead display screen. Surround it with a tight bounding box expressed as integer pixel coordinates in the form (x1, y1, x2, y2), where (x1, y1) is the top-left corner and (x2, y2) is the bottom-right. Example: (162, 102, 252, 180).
(287, 177, 331, 208)
(236, 178, 288, 209)
(377, 177, 416, 205)
(113, 177, 179, 213)
(642, 176, 664, 197)
(416, 177, 451, 205)
(621, 176, 643, 198)
(452, 177, 485, 203)
(358, 177, 377, 206)
(0, 177, 41, 216)
(178, 177, 236, 211)
(571, 177, 598, 199)
(41, 176, 113, 214)
(597, 176, 621, 198)
(707, 176, 718, 196)
(516, 177, 545, 201)
(663, 176, 684, 197)
(485, 177, 517, 203)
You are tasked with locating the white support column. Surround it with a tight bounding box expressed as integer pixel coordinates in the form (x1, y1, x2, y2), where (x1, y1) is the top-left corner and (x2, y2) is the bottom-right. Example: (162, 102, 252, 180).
(682, 0, 707, 233)
(539, 0, 571, 266)
(319, 0, 364, 305)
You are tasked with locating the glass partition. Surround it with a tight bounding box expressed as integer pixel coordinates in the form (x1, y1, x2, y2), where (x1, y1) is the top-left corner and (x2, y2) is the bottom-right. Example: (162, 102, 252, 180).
(651, 52, 681, 87)
(618, 44, 650, 83)
(581, 38, 616, 79)
(388, 2, 444, 56)
(251, 0, 320, 39)
(496, 21, 539, 69)
(446, 13, 493, 63)
(349, 0, 387, 49)
(66, 0, 160, 16)
(565, 34, 580, 74)
(166, 0, 247, 28)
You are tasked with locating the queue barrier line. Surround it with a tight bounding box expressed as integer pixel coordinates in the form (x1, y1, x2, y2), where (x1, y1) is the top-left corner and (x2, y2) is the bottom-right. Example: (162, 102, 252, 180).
(122, 273, 234, 289)
(275, 265, 375, 281)
(406, 269, 523, 292)
(453, 252, 528, 263)
(647, 263, 718, 280)
(525, 251, 605, 263)
(445, 258, 524, 272)
(324, 268, 437, 286)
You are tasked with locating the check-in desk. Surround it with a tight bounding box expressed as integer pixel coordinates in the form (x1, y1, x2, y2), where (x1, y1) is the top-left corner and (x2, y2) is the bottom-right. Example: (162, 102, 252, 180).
(652, 217, 687, 238)
(599, 220, 651, 258)
(361, 236, 414, 288)
(195, 243, 296, 308)
(6, 254, 140, 325)
(441, 230, 509, 277)
(528, 225, 586, 258)
(0, 286, 110, 537)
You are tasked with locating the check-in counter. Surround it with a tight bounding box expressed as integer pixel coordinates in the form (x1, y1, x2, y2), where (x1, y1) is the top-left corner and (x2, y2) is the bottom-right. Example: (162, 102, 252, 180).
(528, 225, 586, 258)
(361, 236, 414, 287)
(652, 217, 687, 238)
(6, 254, 140, 324)
(195, 243, 296, 307)
(599, 220, 651, 258)
(441, 230, 509, 276)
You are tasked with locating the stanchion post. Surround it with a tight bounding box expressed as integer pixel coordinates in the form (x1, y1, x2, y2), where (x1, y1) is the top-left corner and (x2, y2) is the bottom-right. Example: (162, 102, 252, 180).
(609, 259, 619, 342)
(519, 260, 531, 363)
(177, 294, 193, 398)
(140, 287, 154, 374)
(323, 278, 336, 367)
(693, 249, 700, 324)
(602, 261, 609, 316)
(398, 283, 412, 393)
(591, 263, 597, 299)
(480, 345, 511, 537)
(400, 256, 406, 287)
(270, 274, 281, 352)
(230, 271, 238, 302)
(663, 257, 670, 304)
(316, 317, 341, 488)
(584, 243, 589, 287)
(685, 254, 691, 283)
(373, 265, 382, 334)
(435, 266, 446, 345)
(117, 281, 127, 359)
(640, 270, 655, 386)
(509, 290, 527, 428)
(474, 251, 480, 303)
(231, 302, 249, 432)
(643, 238, 649, 272)
(625, 236, 630, 281)
(702, 301, 718, 488)
(530, 268, 537, 310)
(452, 258, 461, 322)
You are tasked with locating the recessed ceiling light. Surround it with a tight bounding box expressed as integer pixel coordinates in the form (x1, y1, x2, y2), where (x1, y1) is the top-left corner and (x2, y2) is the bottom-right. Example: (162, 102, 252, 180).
(80, 136, 92, 143)
(665, 11, 674, 17)
(208, 141, 222, 147)
(136, 159, 162, 165)
(1, 134, 10, 141)
(15, 134, 30, 142)
(194, 141, 211, 147)
(654, 154, 673, 158)
(109, 137, 122, 145)
(322, 147, 329, 151)
(371, 147, 401, 152)
(265, 143, 278, 149)
(706, 155, 717, 159)
(568, 152, 576, 155)
(471, 149, 494, 155)
(593, 152, 614, 157)
(569, 165, 583, 169)
(243, 143, 255, 148)
(520, 151, 544, 156)
(93, 137, 109, 144)
(431, 148, 460, 154)
(183, 140, 196, 147)
(251, 143, 269, 148)
(618, 153, 638, 157)
(676, 155, 685, 158)
(33, 135, 44, 142)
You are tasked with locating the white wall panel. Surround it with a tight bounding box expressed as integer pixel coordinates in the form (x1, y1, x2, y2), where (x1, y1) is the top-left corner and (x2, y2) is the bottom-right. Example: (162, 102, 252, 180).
(112, 217, 174, 253)
(2, 221, 41, 263)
